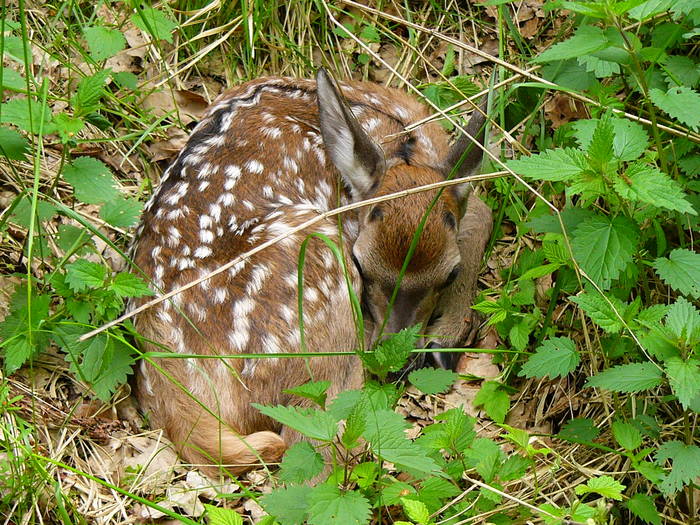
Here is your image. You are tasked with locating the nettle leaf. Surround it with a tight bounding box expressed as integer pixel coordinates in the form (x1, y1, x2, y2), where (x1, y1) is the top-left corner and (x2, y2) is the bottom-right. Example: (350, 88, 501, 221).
(533, 25, 608, 62)
(614, 162, 695, 214)
(99, 196, 143, 228)
(279, 441, 324, 484)
(649, 86, 700, 131)
(71, 69, 111, 117)
(83, 26, 126, 62)
(665, 297, 700, 343)
(653, 248, 700, 299)
(65, 259, 108, 291)
(662, 55, 700, 88)
(283, 380, 331, 408)
(574, 475, 625, 500)
(9, 196, 58, 228)
(626, 493, 661, 525)
(473, 381, 510, 424)
(519, 337, 580, 379)
(571, 214, 638, 288)
(506, 148, 587, 181)
(655, 441, 700, 495)
(261, 485, 312, 525)
(62, 157, 119, 204)
(54, 113, 85, 143)
(307, 485, 370, 525)
(557, 418, 600, 443)
(253, 405, 338, 442)
(0, 97, 55, 134)
(572, 118, 649, 162)
(1, 66, 26, 92)
(363, 408, 440, 474)
(612, 420, 643, 451)
(131, 7, 178, 44)
(0, 126, 29, 160)
(401, 498, 430, 525)
(204, 504, 243, 525)
(360, 324, 419, 379)
(586, 362, 663, 393)
(664, 357, 700, 410)
(110, 273, 153, 299)
(570, 290, 626, 333)
(408, 367, 458, 394)
(587, 117, 615, 169)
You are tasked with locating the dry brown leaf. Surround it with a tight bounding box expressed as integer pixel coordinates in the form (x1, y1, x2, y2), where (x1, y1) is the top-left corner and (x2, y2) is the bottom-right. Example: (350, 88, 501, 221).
(143, 89, 208, 125)
(545, 93, 588, 127)
(122, 434, 179, 494)
(520, 17, 541, 39)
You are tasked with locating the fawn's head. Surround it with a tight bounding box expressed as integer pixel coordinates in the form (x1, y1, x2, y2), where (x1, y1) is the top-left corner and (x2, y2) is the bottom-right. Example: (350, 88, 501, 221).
(316, 68, 487, 344)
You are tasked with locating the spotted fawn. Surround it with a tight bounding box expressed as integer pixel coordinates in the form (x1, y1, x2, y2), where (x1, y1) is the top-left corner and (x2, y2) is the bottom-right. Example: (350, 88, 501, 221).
(130, 69, 492, 475)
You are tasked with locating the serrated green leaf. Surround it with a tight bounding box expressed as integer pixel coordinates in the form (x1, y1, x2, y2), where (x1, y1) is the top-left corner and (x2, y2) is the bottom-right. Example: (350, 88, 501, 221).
(253, 404, 338, 441)
(574, 475, 625, 500)
(62, 157, 119, 204)
(99, 196, 143, 228)
(570, 291, 626, 333)
(9, 197, 58, 228)
(307, 486, 370, 525)
(90, 338, 134, 401)
(327, 389, 362, 420)
(519, 337, 580, 379)
(571, 214, 638, 288)
(557, 418, 600, 443)
(71, 69, 111, 117)
(655, 441, 700, 495)
(465, 438, 503, 482)
(573, 117, 650, 162)
(408, 367, 458, 394)
(54, 113, 86, 143)
(508, 318, 532, 351)
(0, 126, 29, 160)
(261, 485, 312, 525)
(662, 55, 700, 88)
(110, 273, 153, 299)
(506, 148, 587, 181)
(654, 249, 700, 299)
(1, 66, 26, 92)
(417, 477, 460, 512)
(1, 97, 55, 134)
(473, 381, 510, 424)
(360, 324, 419, 379)
(578, 54, 620, 77)
(83, 26, 126, 61)
(499, 454, 533, 482)
(586, 362, 663, 393)
(533, 25, 608, 63)
(2, 335, 36, 375)
(283, 380, 330, 408)
(401, 498, 430, 525)
(614, 163, 695, 214)
(359, 24, 380, 43)
(587, 117, 615, 169)
(650, 86, 700, 131)
(279, 441, 324, 484)
(626, 493, 661, 525)
(665, 357, 700, 410)
(131, 7, 178, 44)
(55, 224, 90, 255)
(665, 297, 700, 343)
(612, 420, 643, 451)
(363, 409, 440, 474)
(65, 259, 107, 291)
(2, 35, 28, 63)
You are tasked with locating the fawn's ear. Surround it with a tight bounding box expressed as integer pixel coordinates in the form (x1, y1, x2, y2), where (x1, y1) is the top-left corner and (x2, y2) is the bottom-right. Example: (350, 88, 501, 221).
(444, 97, 488, 214)
(316, 68, 386, 201)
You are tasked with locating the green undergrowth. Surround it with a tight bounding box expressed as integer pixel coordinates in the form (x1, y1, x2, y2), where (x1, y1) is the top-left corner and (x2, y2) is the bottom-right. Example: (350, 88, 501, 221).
(1, 1, 699, 524)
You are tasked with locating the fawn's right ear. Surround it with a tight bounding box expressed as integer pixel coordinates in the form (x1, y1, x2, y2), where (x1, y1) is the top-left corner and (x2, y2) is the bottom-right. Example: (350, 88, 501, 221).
(316, 68, 386, 201)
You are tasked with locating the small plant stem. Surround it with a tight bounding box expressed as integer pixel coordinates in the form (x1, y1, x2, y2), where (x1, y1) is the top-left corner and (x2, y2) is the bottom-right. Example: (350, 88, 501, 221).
(613, 17, 668, 173)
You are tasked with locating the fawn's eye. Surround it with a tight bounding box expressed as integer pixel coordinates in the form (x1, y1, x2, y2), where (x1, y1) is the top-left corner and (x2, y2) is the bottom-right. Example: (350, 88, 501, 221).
(443, 265, 461, 288)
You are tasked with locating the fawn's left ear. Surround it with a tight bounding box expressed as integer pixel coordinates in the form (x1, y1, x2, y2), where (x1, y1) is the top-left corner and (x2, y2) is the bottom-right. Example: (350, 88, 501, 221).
(316, 68, 386, 201)
(443, 97, 488, 214)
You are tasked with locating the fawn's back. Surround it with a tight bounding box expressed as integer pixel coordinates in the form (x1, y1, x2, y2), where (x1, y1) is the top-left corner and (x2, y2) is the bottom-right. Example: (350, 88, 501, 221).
(131, 71, 488, 474)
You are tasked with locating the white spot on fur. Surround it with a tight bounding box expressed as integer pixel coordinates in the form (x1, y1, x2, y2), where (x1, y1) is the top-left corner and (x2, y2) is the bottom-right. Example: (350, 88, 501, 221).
(213, 287, 228, 304)
(194, 246, 212, 258)
(200, 229, 214, 243)
(245, 160, 264, 174)
(262, 185, 274, 199)
(198, 180, 210, 192)
(262, 126, 282, 139)
(200, 215, 213, 229)
(246, 264, 271, 295)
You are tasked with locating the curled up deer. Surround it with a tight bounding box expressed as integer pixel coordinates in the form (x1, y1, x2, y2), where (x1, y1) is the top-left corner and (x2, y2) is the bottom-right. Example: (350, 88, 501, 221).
(130, 69, 493, 475)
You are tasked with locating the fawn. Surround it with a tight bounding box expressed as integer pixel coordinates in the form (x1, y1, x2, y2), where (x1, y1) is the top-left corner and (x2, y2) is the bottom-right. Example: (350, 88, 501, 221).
(130, 69, 492, 475)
